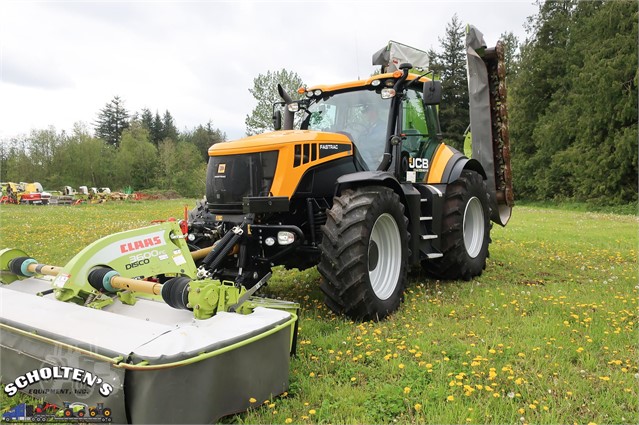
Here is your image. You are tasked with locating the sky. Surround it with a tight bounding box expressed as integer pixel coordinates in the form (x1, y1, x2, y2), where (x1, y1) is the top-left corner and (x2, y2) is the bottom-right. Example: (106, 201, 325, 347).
(0, 0, 539, 142)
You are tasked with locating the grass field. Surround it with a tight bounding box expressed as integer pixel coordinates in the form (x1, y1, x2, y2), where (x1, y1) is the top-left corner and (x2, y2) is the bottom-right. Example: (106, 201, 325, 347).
(0, 200, 637, 424)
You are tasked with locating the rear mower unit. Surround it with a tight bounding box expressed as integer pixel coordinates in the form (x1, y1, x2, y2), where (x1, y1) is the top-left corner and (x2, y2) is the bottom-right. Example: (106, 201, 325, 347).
(0, 221, 298, 424)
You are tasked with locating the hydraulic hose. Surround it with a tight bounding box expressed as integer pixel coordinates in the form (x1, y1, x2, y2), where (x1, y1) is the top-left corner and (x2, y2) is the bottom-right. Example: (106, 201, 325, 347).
(201, 224, 245, 272)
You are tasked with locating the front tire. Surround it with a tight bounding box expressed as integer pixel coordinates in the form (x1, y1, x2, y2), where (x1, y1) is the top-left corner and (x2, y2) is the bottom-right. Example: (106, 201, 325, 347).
(319, 186, 409, 321)
(424, 170, 490, 280)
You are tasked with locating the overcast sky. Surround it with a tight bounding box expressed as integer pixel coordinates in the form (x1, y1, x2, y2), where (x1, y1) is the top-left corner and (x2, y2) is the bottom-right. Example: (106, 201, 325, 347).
(0, 1, 538, 142)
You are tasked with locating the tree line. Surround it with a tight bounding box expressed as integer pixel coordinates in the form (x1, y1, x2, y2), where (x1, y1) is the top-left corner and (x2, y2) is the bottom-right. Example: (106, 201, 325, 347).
(2, 0, 636, 205)
(510, 0, 637, 205)
(0, 98, 225, 198)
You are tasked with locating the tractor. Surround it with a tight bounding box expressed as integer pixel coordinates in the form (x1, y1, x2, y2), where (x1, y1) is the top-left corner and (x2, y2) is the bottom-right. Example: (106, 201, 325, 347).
(187, 26, 514, 321)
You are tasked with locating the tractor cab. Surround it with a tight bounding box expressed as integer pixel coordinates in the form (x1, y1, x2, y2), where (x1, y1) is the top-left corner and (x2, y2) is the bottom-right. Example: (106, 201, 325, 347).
(281, 71, 443, 184)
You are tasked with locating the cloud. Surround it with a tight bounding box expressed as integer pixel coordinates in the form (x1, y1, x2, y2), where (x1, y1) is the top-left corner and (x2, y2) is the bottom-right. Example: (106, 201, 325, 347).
(0, 1, 538, 141)
(1, 55, 75, 90)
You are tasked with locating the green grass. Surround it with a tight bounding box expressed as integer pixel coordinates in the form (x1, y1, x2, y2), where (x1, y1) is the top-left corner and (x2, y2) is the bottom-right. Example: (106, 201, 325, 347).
(1, 201, 637, 424)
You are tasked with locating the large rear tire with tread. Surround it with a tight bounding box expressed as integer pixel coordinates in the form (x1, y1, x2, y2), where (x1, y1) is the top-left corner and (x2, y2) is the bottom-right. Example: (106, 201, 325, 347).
(319, 186, 409, 321)
(424, 170, 490, 280)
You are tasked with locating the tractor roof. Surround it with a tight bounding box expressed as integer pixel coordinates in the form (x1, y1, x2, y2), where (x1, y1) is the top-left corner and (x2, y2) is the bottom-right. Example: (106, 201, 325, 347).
(304, 72, 433, 95)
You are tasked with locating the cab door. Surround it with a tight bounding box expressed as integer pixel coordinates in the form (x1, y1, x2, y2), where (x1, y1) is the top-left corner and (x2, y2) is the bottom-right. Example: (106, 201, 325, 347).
(400, 89, 441, 182)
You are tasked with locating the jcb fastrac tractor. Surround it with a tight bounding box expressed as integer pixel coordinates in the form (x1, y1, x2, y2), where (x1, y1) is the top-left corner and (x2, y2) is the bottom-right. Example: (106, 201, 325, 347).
(188, 26, 514, 320)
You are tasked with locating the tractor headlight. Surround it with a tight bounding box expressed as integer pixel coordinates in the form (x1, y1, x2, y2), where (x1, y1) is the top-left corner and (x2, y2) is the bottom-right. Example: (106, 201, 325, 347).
(264, 237, 276, 247)
(277, 231, 295, 245)
(187, 233, 196, 242)
(381, 88, 396, 99)
(287, 103, 299, 112)
(313, 89, 322, 97)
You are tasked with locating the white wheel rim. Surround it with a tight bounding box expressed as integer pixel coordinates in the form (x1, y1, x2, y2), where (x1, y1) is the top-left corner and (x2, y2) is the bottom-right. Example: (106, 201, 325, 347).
(368, 213, 401, 300)
(463, 197, 485, 258)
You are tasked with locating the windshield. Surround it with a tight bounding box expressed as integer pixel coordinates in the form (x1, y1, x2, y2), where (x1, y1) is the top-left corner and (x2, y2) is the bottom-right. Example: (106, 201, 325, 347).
(303, 90, 391, 169)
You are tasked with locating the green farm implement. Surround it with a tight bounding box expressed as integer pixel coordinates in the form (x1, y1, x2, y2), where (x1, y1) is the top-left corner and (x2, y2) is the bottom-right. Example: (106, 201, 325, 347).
(0, 221, 298, 424)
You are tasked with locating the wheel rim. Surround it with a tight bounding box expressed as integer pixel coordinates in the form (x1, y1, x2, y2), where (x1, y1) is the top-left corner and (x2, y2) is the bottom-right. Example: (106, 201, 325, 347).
(368, 213, 401, 300)
(463, 197, 485, 258)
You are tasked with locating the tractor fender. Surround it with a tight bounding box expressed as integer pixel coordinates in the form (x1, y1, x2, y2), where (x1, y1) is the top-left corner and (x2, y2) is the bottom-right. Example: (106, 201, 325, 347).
(334, 171, 403, 198)
(428, 146, 486, 185)
(448, 157, 487, 183)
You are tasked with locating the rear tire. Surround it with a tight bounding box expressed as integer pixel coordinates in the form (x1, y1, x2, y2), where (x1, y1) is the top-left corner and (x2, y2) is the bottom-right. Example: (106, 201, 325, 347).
(424, 170, 490, 280)
(319, 186, 408, 321)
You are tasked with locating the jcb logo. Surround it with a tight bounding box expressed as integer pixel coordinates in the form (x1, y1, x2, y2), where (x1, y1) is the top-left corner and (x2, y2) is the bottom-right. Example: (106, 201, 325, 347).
(409, 158, 429, 171)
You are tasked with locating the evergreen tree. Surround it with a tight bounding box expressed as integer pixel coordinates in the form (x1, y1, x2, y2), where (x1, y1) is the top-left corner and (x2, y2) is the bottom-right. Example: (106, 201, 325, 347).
(509, 0, 637, 203)
(499, 31, 521, 79)
(436, 14, 468, 151)
(426, 47, 443, 78)
(151, 112, 164, 145)
(245, 69, 304, 136)
(140, 108, 154, 133)
(94, 96, 130, 147)
(162, 110, 179, 142)
(182, 122, 226, 161)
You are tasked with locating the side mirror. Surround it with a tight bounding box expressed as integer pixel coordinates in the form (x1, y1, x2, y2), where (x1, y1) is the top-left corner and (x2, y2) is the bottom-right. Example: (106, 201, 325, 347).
(423, 80, 442, 105)
(273, 109, 282, 131)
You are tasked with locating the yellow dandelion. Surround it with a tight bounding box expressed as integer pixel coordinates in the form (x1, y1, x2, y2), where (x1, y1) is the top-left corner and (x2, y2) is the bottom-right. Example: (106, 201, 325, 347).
(285, 419, 293, 424)
(403, 387, 411, 394)
(493, 392, 500, 398)
(249, 397, 257, 403)
(309, 409, 316, 415)
(309, 372, 315, 377)
(447, 395, 455, 402)
(414, 403, 422, 411)
(599, 376, 610, 381)
(529, 404, 537, 409)
(351, 377, 357, 382)
(518, 408, 525, 414)
(399, 363, 405, 369)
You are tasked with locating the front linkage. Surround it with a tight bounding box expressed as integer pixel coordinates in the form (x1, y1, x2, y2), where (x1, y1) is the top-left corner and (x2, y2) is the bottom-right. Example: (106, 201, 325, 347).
(0, 220, 298, 321)
(192, 213, 306, 290)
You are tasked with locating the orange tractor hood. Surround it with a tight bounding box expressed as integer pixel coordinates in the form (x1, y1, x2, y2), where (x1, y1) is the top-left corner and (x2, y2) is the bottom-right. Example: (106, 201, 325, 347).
(208, 130, 351, 156)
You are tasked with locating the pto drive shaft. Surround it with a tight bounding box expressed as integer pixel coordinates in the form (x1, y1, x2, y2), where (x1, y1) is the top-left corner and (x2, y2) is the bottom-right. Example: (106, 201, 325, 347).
(7, 245, 215, 297)
(8, 256, 163, 296)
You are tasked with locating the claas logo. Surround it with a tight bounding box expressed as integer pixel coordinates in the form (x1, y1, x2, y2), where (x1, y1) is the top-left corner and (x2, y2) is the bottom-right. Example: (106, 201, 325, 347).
(119, 236, 162, 254)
